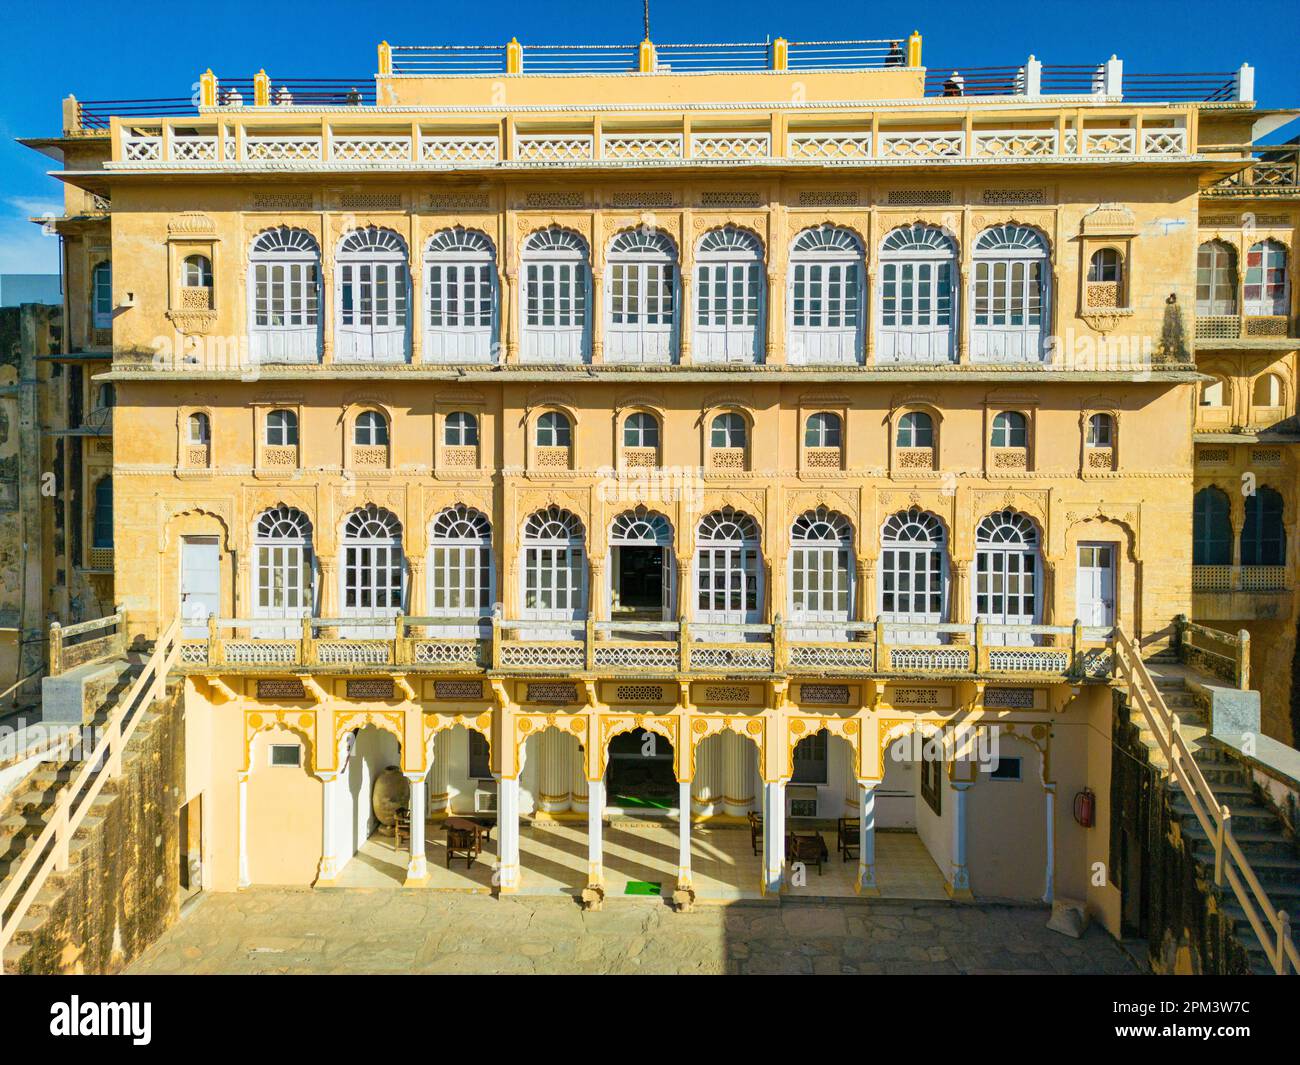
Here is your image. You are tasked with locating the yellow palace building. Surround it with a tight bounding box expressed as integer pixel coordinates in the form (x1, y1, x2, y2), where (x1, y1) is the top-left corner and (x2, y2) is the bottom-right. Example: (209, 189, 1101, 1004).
(20, 31, 1300, 928)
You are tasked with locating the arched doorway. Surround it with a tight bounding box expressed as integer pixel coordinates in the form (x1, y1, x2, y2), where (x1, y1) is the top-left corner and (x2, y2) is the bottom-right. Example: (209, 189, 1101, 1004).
(973, 510, 1040, 645)
(609, 507, 674, 628)
(606, 728, 677, 814)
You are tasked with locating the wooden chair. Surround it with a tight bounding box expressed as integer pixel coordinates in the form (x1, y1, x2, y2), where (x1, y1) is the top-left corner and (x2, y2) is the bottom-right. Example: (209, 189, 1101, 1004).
(786, 831, 828, 875)
(393, 807, 411, 851)
(445, 822, 482, 869)
(747, 811, 763, 856)
(837, 817, 860, 861)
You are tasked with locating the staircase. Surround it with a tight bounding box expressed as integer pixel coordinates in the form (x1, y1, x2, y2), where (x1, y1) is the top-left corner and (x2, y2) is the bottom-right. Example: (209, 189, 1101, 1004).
(1134, 663, 1300, 974)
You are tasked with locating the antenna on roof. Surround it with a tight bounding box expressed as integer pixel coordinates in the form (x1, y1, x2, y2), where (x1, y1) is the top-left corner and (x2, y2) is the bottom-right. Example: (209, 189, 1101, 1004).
(643, 0, 650, 39)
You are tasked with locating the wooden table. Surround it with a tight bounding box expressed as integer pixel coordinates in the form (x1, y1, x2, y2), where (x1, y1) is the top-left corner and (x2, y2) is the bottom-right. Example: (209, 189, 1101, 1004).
(444, 817, 491, 868)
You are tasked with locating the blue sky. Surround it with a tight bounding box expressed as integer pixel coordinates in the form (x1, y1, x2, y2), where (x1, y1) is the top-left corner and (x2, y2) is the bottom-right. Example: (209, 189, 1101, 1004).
(3, 0, 1298, 273)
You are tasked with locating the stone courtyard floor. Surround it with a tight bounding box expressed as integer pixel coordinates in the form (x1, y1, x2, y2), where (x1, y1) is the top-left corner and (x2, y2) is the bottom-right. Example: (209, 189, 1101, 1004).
(126, 889, 1141, 975)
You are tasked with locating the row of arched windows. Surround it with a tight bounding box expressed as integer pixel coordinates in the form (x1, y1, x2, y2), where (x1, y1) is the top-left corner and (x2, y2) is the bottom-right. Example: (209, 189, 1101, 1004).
(233, 222, 1059, 366)
(238, 503, 1046, 643)
(1192, 486, 1287, 566)
(1197, 239, 1291, 317)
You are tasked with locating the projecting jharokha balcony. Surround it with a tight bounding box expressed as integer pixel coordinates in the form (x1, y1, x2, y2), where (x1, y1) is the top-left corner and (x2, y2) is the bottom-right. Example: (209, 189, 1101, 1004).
(175, 615, 1115, 680)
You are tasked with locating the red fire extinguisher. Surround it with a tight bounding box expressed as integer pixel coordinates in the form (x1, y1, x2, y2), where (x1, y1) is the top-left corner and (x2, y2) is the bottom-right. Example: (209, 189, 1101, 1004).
(1074, 787, 1096, 828)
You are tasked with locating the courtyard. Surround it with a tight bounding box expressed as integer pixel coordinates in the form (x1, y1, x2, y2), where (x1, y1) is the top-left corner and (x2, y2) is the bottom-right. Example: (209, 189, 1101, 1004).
(125, 889, 1140, 975)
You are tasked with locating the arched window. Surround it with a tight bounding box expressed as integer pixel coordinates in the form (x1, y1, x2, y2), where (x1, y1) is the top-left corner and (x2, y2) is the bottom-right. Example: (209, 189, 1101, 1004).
(623, 411, 660, 449)
(1086, 413, 1114, 448)
(424, 228, 497, 363)
(974, 511, 1039, 643)
(972, 225, 1050, 362)
(340, 506, 404, 622)
(96, 382, 115, 409)
(896, 411, 934, 448)
(266, 409, 298, 446)
(879, 508, 947, 643)
(710, 412, 747, 449)
(92, 478, 113, 548)
(804, 412, 842, 448)
(188, 411, 210, 445)
(182, 254, 213, 289)
(428, 505, 493, 630)
(1201, 377, 1229, 407)
(1241, 487, 1286, 566)
(609, 507, 674, 621)
(444, 411, 479, 446)
(521, 507, 586, 622)
(1087, 248, 1123, 283)
(252, 506, 314, 631)
(695, 508, 762, 628)
(1196, 240, 1238, 316)
(354, 410, 389, 446)
(1253, 373, 1284, 409)
(536, 411, 571, 447)
(92, 261, 112, 329)
(336, 227, 409, 363)
(522, 228, 590, 364)
(248, 228, 321, 363)
(1193, 487, 1232, 566)
(606, 229, 676, 364)
(695, 227, 764, 364)
(878, 225, 956, 364)
(1244, 239, 1288, 317)
(788, 508, 853, 629)
(789, 225, 864, 365)
(991, 411, 1028, 448)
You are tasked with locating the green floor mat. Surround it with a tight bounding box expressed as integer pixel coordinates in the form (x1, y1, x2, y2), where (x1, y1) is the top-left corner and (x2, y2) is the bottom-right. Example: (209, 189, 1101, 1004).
(611, 792, 673, 810)
(624, 880, 662, 896)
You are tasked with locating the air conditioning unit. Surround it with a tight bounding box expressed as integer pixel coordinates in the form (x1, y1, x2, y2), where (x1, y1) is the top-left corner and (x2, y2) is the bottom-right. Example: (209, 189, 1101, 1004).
(787, 785, 819, 819)
(474, 785, 498, 814)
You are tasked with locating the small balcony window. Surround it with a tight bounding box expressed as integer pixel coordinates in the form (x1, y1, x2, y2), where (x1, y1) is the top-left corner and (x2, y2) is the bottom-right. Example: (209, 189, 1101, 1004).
(445, 411, 479, 446)
(188, 412, 211, 445)
(266, 409, 299, 447)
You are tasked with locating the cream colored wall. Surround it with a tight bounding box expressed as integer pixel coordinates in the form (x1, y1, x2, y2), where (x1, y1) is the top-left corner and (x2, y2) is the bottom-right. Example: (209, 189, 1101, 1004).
(968, 737, 1047, 900)
(246, 728, 323, 885)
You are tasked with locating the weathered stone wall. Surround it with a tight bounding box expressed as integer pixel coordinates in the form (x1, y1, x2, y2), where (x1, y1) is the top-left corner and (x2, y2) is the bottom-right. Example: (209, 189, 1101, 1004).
(1109, 692, 1250, 975)
(13, 680, 184, 974)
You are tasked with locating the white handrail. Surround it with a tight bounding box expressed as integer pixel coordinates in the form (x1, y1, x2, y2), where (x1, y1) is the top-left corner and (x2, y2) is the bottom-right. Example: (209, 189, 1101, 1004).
(1114, 629, 1298, 974)
(0, 618, 181, 971)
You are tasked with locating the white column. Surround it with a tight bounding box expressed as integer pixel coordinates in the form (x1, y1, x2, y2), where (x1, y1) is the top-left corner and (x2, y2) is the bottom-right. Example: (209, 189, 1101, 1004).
(692, 736, 719, 815)
(237, 771, 250, 888)
(677, 780, 692, 886)
(540, 729, 570, 813)
(1043, 785, 1056, 903)
(497, 776, 520, 892)
(317, 771, 340, 884)
(571, 746, 589, 813)
(724, 731, 755, 817)
(857, 782, 879, 895)
(949, 782, 972, 898)
(405, 772, 428, 885)
(427, 732, 448, 815)
(762, 780, 786, 895)
(587, 778, 605, 886)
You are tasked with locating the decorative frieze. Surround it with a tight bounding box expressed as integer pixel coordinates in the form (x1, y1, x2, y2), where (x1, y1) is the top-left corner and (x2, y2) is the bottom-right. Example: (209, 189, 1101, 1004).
(346, 678, 395, 700)
(257, 678, 307, 700)
(434, 680, 484, 700)
(526, 682, 579, 704)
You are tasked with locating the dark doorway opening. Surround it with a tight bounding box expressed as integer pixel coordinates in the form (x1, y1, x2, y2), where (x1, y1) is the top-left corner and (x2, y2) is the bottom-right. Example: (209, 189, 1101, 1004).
(611, 545, 664, 620)
(606, 729, 676, 810)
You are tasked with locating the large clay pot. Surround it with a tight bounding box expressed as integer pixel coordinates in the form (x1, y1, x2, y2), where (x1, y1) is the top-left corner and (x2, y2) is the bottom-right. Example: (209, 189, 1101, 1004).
(372, 765, 407, 834)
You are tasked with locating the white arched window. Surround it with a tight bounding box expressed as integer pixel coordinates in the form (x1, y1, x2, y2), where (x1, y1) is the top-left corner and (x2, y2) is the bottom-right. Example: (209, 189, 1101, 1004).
(521, 507, 587, 627)
(991, 410, 1028, 448)
(974, 510, 1039, 645)
(879, 508, 947, 644)
(183, 254, 213, 288)
(804, 412, 842, 448)
(1197, 240, 1238, 316)
(92, 261, 112, 329)
(695, 227, 764, 364)
(972, 225, 1050, 362)
(1245, 239, 1289, 317)
(428, 505, 493, 635)
(789, 225, 864, 365)
(522, 228, 590, 364)
(340, 506, 404, 633)
(622, 411, 660, 448)
(536, 410, 572, 447)
(788, 508, 854, 637)
(695, 508, 762, 631)
(252, 506, 314, 637)
(710, 412, 747, 448)
(609, 507, 674, 622)
(336, 227, 410, 363)
(878, 225, 956, 364)
(265, 409, 298, 446)
(248, 228, 320, 363)
(606, 229, 676, 364)
(896, 410, 934, 448)
(1086, 413, 1114, 448)
(354, 410, 389, 446)
(424, 228, 497, 363)
(444, 411, 479, 446)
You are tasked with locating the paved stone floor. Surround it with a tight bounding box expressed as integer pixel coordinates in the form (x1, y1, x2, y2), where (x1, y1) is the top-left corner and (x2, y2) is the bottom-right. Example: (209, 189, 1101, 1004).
(126, 889, 1140, 975)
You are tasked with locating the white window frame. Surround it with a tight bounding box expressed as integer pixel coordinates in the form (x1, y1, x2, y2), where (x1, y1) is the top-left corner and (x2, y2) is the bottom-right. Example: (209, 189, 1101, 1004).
(252, 506, 315, 637)
(536, 410, 571, 447)
(428, 505, 494, 637)
(424, 227, 497, 364)
(522, 228, 590, 364)
(973, 510, 1040, 646)
(609, 507, 675, 622)
(788, 225, 864, 366)
(622, 411, 660, 449)
(877, 225, 956, 364)
(354, 410, 389, 446)
(788, 508, 854, 639)
(694, 509, 762, 632)
(269, 744, 303, 768)
(695, 227, 764, 365)
(188, 412, 210, 445)
(971, 225, 1050, 363)
(265, 408, 298, 447)
(1244, 239, 1289, 317)
(1086, 413, 1114, 447)
(804, 412, 842, 448)
(520, 507, 587, 629)
(444, 411, 479, 446)
(336, 227, 410, 364)
(710, 412, 747, 449)
(339, 506, 405, 634)
(1196, 240, 1237, 317)
(248, 227, 321, 363)
(606, 229, 676, 364)
(879, 508, 947, 644)
(92, 261, 113, 329)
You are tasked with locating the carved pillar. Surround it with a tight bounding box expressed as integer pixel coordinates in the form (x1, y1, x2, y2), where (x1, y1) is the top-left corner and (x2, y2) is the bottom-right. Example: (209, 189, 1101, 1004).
(864, 265, 877, 364)
(539, 729, 571, 813)
(321, 262, 335, 364)
(235, 553, 251, 619)
(676, 556, 692, 622)
(855, 558, 873, 624)
(407, 556, 427, 618)
(504, 269, 520, 364)
(678, 269, 693, 365)
(497, 776, 520, 891)
(950, 559, 971, 643)
(589, 556, 607, 623)
(957, 264, 971, 364)
(857, 783, 880, 895)
(590, 271, 604, 365)
(585, 777, 605, 906)
(1043, 784, 1056, 903)
(948, 781, 973, 898)
(765, 269, 784, 365)
(762, 779, 785, 894)
(496, 268, 510, 365)
(570, 744, 589, 813)
(723, 731, 755, 817)
(404, 772, 428, 885)
(408, 255, 423, 365)
(317, 771, 341, 884)
(318, 556, 338, 619)
(427, 731, 449, 814)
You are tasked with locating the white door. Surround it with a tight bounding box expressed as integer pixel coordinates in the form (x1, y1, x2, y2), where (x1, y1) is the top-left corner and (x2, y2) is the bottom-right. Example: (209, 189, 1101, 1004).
(522, 545, 585, 639)
(789, 262, 861, 365)
(877, 260, 955, 364)
(695, 261, 762, 363)
(523, 262, 588, 363)
(971, 259, 1047, 362)
(1075, 543, 1115, 627)
(337, 262, 407, 362)
(974, 547, 1037, 645)
(252, 543, 313, 639)
(425, 261, 495, 363)
(788, 544, 853, 641)
(694, 545, 761, 639)
(340, 540, 403, 638)
(879, 546, 945, 644)
(606, 260, 675, 364)
(180, 536, 220, 638)
(427, 542, 493, 638)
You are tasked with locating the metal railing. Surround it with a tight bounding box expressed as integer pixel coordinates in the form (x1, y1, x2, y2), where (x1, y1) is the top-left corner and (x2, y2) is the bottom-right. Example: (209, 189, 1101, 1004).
(0, 619, 181, 971)
(1114, 629, 1296, 973)
(48, 611, 128, 677)
(1174, 615, 1250, 690)
(174, 614, 1114, 680)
